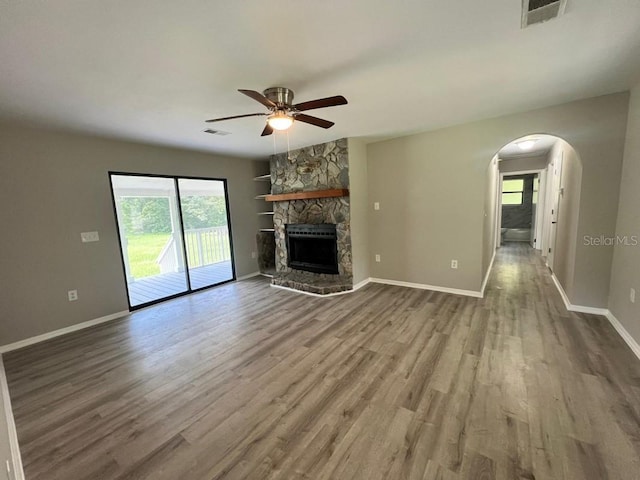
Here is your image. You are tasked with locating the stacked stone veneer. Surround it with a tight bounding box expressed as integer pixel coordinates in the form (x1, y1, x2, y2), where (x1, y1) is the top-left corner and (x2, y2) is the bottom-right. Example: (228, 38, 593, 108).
(271, 138, 352, 294)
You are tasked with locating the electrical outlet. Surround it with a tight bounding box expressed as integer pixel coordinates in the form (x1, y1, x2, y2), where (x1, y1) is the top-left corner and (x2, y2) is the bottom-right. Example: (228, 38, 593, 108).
(631, 288, 636, 304)
(375, 254, 381, 263)
(68, 290, 78, 302)
(81, 231, 99, 242)
(451, 260, 458, 269)
(251, 251, 257, 259)
(374, 202, 380, 211)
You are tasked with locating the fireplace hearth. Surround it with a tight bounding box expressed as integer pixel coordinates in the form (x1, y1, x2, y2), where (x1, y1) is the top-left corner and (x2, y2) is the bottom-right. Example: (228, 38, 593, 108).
(286, 224, 339, 274)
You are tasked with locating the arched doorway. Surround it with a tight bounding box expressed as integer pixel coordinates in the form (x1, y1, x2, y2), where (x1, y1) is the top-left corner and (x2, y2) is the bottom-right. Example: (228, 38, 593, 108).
(485, 134, 582, 295)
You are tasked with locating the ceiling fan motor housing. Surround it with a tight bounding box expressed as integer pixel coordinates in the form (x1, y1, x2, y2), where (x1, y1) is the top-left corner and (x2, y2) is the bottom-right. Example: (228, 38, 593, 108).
(263, 87, 294, 108)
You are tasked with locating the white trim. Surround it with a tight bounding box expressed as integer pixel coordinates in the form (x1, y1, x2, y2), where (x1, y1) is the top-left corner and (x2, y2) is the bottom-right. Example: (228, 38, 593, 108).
(550, 273, 608, 315)
(605, 311, 640, 361)
(352, 277, 371, 291)
(236, 271, 261, 281)
(0, 310, 129, 354)
(0, 357, 25, 480)
(551, 272, 572, 309)
(270, 284, 357, 298)
(369, 278, 482, 298)
(269, 277, 371, 298)
(550, 273, 640, 360)
(481, 250, 496, 297)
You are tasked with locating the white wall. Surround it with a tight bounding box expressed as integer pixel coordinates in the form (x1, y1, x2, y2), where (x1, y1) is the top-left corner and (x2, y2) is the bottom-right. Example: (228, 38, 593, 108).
(482, 156, 499, 282)
(499, 154, 549, 173)
(367, 93, 628, 303)
(548, 140, 582, 299)
(348, 138, 370, 285)
(609, 83, 640, 345)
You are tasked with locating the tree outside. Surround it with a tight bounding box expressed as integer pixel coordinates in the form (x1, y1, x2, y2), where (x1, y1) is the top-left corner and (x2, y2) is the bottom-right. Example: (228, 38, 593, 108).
(120, 195, 229, 279)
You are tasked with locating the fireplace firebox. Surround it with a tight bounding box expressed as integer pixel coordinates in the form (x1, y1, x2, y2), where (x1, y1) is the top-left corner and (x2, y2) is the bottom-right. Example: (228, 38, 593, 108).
(285, 224, 339, 274)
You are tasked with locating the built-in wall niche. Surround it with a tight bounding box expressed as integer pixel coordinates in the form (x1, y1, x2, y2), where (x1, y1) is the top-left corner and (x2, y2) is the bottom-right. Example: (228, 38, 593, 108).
(254, 172, 276, 277)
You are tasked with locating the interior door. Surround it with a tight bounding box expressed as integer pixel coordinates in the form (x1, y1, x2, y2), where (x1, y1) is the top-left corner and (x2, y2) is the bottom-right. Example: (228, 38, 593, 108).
(530, 174, 539, 247)
(547, 153, 563, 270)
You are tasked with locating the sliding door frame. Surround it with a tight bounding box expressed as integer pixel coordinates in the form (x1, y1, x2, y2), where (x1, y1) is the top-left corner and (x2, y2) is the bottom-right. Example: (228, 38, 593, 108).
(108, 171, 237, 311)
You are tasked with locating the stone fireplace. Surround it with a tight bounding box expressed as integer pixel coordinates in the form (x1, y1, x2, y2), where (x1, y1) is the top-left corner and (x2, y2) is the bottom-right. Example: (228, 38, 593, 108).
(270, 138, 353, 294)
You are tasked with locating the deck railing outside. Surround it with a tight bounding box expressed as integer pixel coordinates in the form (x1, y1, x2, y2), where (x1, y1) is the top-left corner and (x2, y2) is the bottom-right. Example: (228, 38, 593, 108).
(156, 226, 231, 273)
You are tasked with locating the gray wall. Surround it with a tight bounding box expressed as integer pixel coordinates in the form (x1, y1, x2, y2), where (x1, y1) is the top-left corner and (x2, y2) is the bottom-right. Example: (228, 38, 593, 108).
(367, 92, 628, 302)
(0, 123, 265, 345)
(348, 138, 370, 285)
(609, 83, 640, 345)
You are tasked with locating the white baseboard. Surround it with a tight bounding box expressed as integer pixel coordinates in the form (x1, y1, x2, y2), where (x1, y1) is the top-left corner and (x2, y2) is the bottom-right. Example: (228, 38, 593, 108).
(549, 273, 640, 360)
(352, 277, 371, 291)
(369, 278, 483, 298)
(0, 357, 25, 480)
(481, 250, 497, 297)
(550, 274, 608, 315)
(0, 310, 129, 354)
(270, 284, 361, 298)
(236, 271, 261, 281)
(605, 311, 640, 361)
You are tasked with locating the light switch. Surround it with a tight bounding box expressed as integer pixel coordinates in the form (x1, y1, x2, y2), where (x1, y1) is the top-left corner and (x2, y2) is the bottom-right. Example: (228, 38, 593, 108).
(374, 202, 380, 211)
(81, 231, 100, 243)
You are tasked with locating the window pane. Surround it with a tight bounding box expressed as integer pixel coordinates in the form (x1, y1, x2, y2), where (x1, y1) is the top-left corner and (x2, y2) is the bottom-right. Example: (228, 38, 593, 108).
(110, 175, 188, 307)
(178, 178, 234, 290)
(502, 192, 523, 205)
(502, 179, 524, 192)
(533, 191, 538, 204)
(533, 177, 539, 191)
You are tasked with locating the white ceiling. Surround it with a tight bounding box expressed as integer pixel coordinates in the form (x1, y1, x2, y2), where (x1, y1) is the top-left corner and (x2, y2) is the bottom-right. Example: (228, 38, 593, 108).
(1, 0, 639, 158)
(498, 134, 559, 159)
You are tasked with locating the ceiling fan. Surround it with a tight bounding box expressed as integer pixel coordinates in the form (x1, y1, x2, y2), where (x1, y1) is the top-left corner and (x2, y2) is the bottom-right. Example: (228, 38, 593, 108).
(205, 87, 348, 136)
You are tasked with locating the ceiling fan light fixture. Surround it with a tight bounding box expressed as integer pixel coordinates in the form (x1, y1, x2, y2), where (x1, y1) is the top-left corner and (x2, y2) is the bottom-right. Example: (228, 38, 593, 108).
(267, 111, 293, 131)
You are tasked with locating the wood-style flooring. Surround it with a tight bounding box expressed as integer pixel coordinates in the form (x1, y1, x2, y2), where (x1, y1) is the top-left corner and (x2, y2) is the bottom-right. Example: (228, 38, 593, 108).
(4, 243, 640, 479)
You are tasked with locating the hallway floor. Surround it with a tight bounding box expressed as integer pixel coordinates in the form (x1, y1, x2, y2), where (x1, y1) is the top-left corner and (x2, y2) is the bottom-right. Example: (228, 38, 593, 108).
(4, 243, 640, 479)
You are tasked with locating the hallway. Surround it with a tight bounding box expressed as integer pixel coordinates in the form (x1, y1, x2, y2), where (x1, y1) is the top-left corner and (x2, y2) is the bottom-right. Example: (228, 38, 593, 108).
(4, 244, 640, 479)
(483, 243, 640, 478)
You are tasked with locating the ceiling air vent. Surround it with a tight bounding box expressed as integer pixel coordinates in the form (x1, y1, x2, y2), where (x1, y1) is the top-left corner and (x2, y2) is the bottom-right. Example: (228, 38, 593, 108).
(203, 128, 231, 136)
(522, 0, 567, 28)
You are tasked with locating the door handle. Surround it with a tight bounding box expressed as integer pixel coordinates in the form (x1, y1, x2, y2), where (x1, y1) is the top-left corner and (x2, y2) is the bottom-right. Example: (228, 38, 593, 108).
(552, 221, 557, 224)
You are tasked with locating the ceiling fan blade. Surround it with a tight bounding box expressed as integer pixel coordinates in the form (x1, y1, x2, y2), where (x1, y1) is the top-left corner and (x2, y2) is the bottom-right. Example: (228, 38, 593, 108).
(293, 95, 347, 112)
(294, 114, 335, 129)
(238, 89, 277, 109)
(206, 113, 266, 123)
(261, 124, 273, 136)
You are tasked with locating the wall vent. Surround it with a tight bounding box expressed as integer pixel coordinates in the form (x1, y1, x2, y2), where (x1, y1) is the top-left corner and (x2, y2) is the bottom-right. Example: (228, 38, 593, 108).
(522, 0, 567, 28)
(203, 128, 231, 136)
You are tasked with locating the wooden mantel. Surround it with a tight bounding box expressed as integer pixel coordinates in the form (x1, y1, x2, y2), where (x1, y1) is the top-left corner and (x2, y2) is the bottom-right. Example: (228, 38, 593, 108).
(264, 188, 349, 202)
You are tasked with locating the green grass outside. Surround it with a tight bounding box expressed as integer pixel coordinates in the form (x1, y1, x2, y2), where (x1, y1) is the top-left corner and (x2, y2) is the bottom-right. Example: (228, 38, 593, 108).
(126, 232, 231, 279)
(126, 233, 170, 279)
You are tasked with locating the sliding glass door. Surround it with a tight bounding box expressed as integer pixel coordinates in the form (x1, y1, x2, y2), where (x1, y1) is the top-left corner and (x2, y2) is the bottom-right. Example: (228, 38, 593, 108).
(178, 179, 234, 290)
(110, 174, 235, 309)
